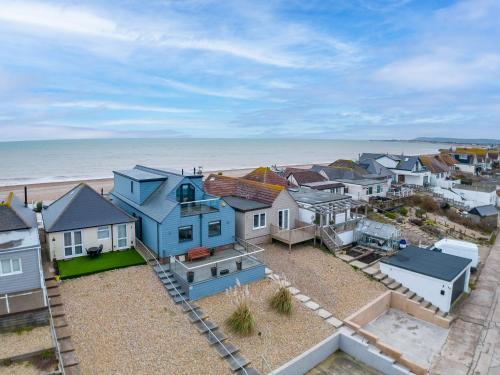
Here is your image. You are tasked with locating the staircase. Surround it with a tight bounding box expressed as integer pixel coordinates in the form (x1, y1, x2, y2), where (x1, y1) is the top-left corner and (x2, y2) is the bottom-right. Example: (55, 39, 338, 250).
(369, 269, 448, 318)
(320, 225, 344, 252)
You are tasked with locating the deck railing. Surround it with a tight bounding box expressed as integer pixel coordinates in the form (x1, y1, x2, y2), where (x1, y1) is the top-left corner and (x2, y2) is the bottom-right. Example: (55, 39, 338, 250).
(270, 221, 316, 245)
(179, 198, 220, 216)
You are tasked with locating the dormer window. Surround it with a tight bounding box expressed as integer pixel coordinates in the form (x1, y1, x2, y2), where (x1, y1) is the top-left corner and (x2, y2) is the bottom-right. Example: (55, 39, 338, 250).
(177, 183, 195, 203)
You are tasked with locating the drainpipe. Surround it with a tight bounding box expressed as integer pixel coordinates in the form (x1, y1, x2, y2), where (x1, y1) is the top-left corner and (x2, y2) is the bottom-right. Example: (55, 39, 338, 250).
(111, 224, 114, 251)
(24, 186, 27, 207)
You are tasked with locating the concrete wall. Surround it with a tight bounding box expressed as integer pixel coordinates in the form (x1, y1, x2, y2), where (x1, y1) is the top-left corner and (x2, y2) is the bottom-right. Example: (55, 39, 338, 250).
(47, 222, 136, 260)
(338, 230, 354, 245)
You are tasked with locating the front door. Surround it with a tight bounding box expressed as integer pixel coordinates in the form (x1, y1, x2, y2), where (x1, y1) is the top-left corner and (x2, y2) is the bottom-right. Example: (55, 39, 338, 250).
(278, 209, 290, 230)
(398, 175, 405, 183)
(63, 230, 83, 258)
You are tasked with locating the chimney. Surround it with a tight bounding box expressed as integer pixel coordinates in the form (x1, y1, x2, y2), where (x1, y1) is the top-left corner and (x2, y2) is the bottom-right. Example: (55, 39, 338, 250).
(181, 168, 184, 175)
(101, 188, 104, 196)
(24, 186, 27, 207)
(193, 167, 196, 174)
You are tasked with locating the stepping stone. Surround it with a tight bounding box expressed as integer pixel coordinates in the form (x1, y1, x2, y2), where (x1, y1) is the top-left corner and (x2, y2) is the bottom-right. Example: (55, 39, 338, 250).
(420, 300, 431, 308)
(49, 296, 63, 307)
(159, 272, 174, 280)
(374, 273, 387, 281)
(56, 326, 72, 340)
(169, 289, 185, 297)
(172, 295, 185, 304)
(265, 268, 273, 275)
(337, 254, 353, 262)
(225, 352, 250, 372)
(317, 309, 332, 319)
(326, 317, 343, 328)
(349, 260, 367, 269)
(164, 282, 181, 291)
(295, 294, 310, 303)
(58, 338, 74, 353)
(193, 319, 218, 333)
(405, 291, 416, 299)
(180, 301, 199, 313)
(53, 317, 68, 328)
(236, 367, 261, 375)
(62, 351, 79, 367)
(287, 287, 300, 295)
(281, 281, 291, 287)
(304, 301, 320, 311)
(213, 341, 239, 358)
(395, 286, 409, 294)
(388, 282, 401, 290)
(381, 277, 394, 286)
(206, 329, 228, 345)
(411, 295, 423, 303)
(51, 306, 65, 318)
(268, 274, 280, 281)
(187, 309, 208, 323)
(363, 267, 379, 276)
(48, 288, 60, 298)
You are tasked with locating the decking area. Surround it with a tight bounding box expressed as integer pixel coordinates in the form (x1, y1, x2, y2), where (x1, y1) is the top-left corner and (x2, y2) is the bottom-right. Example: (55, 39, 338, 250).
(270, 222, 316, 250)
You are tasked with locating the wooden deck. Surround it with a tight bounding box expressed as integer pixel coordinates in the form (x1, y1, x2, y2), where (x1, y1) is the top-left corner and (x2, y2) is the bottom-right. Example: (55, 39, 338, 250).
(271, 223, 316, 251)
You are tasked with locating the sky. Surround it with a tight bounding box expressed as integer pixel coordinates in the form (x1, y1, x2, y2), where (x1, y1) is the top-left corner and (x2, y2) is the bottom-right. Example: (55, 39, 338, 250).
(0, 0, 499, 141)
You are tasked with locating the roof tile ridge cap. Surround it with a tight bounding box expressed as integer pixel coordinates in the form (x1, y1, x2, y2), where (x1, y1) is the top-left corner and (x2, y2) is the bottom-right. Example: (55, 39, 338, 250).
(45, 183, 86, 231)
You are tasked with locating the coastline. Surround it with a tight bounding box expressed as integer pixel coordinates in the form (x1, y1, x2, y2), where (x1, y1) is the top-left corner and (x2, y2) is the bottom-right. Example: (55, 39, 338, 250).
(0, 163, 318, 202)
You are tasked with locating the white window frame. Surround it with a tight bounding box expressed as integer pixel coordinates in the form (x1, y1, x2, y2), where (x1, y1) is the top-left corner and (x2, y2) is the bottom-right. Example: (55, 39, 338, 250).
(117, 224, 128, 249)
(0, 258, 22, 276)
(97, 226, 110, 240)
(253, 212, 266, 230)
(63, 230, 83, 258)
(278, 209, 290, 230)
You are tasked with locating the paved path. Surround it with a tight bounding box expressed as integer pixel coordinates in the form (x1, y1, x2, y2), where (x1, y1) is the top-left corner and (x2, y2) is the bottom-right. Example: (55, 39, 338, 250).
(431, 233, 500, 375)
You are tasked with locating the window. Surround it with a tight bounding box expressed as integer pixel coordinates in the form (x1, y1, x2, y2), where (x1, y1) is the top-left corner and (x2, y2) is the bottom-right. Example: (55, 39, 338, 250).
(97, 226, 110, 240)
(253, 213, 266, 229)
(367, 186, 373, 195)
(117, 224, 127, 248)
(177, 184, 195, 203)
(130, 181, 134, 193)
(208, 220, 221, 237)
(278, 209, 289, 230)
(64, 231, 83, 257)
(179, 225, 193, 242)
(376, 185, 382, 193)
(0, 259, 22, 276)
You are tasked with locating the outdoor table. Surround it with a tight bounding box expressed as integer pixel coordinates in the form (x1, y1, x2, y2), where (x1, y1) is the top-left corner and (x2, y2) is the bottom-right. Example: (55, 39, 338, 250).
(86, 247, 101, 257)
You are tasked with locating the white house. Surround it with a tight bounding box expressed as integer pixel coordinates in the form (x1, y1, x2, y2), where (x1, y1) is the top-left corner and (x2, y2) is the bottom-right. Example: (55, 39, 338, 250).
(42, 184, 136, 260)
(380, 246, 472, 313)
(332, 179, 388, 202)
(451, 184, 497, 208)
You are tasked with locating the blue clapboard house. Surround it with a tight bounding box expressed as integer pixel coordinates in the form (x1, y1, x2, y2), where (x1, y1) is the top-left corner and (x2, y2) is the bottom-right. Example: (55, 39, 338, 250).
(110, 165, 265, 300)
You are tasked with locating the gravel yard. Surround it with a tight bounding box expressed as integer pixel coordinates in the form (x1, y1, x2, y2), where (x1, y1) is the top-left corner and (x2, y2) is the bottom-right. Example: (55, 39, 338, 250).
(263, 243, 386, 319)
(198, 278, 334, 371)
(0, 326, 52, 359)
(0, 363, 40, 375)
(60, 266, 231, 375)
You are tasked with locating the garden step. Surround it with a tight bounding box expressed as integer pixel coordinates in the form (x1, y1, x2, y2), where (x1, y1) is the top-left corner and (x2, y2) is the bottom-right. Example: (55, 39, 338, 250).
(56, 326, 72, 340)
(411, 295, 423, 303)
(154, 265, 170, 274)
(169, 289, 185, 297)
(420, 300, 431, 308)
(51, 306, 66, 318)
(46, 280, 59, 289)
(213, 341, 240, 358)
(187, 309, 208, 323)
(163, 281, 181, 290)
(381, 277, 395, 286)
(180, 302, 199, 313)
(405, 291, 416, 299)
(49, 296, 63, 307)
(437, 310, 448, 318)
(363, 267, 379, 276)
(159, 272, 175, 280)
(236, 367, 261, 375)
(45, 276, 56, 281)
(396, 286, 409, 294)
(48, 288, 61, 298)
(58, 338, 75, 353)
(387, 282, 401, 290)
(61, 351, 79, 367)
(226, 352, 250, 372)
(206, 329, 228, 345)
(64, 365, 81, 375)
(428, 305, 438, 313)
(172, 295, 185, 304)
(53, 317, 68, 328)
(193, 320, 218, 333)
(373, 273, 388, 281)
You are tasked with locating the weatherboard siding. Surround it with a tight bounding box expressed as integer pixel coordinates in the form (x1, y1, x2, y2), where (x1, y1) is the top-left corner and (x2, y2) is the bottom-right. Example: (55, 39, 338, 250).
(0, 247, 41, 294)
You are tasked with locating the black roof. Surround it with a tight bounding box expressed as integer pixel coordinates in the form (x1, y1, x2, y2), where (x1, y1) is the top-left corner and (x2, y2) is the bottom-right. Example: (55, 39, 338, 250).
(222, 196, 270, 212)
(469, 205, 498, 217)
(42, 184, 136, 232)
(0, 195, 36, 232)
(380, 245, 471, 282)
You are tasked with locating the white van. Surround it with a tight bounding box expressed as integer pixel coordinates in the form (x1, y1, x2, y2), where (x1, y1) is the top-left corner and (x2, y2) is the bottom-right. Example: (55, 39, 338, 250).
(432, 238, 479, 269)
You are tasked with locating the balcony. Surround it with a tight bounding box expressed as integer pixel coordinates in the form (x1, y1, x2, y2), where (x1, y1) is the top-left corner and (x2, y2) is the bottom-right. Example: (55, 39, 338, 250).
(180, 198, 220, 217)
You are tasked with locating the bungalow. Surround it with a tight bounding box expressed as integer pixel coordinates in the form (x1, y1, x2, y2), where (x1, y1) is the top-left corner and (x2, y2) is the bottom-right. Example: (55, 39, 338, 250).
(359, 153, 431, 186)
(0, 193, 46, 321)
(110, 166, 235, 259)
(468, 205, 498, 229)
(419, 155, 452, 188)
(42, 183, 136, 260)
(204, 173, 299, 244)
(447, 148, 499, 174)
(380, 246, 471, 313)
(243, 166, 290, 187)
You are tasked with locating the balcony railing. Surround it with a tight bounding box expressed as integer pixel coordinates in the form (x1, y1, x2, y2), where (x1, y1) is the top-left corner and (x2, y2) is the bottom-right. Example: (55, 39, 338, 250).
(180, 198, 220, 216)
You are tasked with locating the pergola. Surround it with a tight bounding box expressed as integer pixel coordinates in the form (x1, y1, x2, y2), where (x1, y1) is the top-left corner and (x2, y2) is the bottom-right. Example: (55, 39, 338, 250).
(297, 198, 367, 226)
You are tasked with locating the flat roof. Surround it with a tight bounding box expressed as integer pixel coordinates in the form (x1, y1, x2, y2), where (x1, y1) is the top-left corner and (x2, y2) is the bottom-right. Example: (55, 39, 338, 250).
(289, 188, 350, 205)
(114, 169, 167, 182)
(454, 184, 496, 193)
(333, 178, 382, 186)
(222, 196, 270, 212)
(302, 181, 345, 190)
(0, 227, 40, 252)
(381, 245, 471, 282)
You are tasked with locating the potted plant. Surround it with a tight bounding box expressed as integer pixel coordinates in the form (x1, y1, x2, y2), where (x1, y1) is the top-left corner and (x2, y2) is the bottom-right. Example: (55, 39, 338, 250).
(209, 247, 215, 256)
(187, 271, 194, 283)
(211, 265, 218, 277)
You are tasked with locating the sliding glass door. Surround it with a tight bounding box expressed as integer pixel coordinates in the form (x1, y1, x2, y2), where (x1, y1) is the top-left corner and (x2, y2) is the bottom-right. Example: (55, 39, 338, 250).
(64, 230, 83, 257)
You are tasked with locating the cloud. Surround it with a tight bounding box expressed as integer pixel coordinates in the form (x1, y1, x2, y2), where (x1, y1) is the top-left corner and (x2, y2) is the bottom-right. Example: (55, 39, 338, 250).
(47, 101, 194, 113)
(159, 79, 262, 99)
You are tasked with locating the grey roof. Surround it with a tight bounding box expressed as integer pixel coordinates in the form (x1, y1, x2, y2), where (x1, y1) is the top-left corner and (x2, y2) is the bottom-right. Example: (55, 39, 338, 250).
(301, 181, 345, 190)
(114, 168, 167, 182)
(333, 178, 382, 186)
(359, 153, 386, 162)
(0, 196, 36, 232)
(359, 159, 394, 178)
(222, 196, 270, 212)
(310, 165, 366, 181)
(396, 155, 420, 171)
(454, 184, 496, 193)
(359, 153, 420, 171)
(289, 188, 350, 205)
(43, 184, 135, 232)
(381, 245, 471, 282)
(356, 219, 399, 240)
(469, 205, 498, 217)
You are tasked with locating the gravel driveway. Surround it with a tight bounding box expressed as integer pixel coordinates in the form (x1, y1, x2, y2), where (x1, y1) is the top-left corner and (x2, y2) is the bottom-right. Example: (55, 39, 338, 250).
(262, 243, 386, 319)
(60, 266, 231, 375)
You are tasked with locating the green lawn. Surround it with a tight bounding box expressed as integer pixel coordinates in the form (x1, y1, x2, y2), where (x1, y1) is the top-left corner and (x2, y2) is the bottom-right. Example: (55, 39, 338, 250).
(57, 248, 146, 279)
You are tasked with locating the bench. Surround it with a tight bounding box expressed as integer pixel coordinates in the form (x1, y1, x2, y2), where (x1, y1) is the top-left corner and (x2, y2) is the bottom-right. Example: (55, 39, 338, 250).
(186, 247, 210, 261)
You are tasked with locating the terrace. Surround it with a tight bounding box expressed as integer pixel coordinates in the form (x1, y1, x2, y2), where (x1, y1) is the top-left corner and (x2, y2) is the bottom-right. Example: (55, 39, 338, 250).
(270, 220, 316, 251)
(169, 239, 266, 300)
(180, 197, 220, 217)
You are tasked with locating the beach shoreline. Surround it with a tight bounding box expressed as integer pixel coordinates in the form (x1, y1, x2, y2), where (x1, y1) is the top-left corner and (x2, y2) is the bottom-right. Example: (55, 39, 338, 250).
(0, 163, 318, 202)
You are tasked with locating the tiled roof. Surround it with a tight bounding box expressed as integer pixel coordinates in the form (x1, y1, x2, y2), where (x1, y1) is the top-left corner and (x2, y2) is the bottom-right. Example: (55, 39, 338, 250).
(329, 160, 369, 175)
(288, 170, 326, 185)
(438, 153, 458, 166)
(419, 155, 450, 173)
(243, 167, 289, 187)
(204, 174, 283, 205)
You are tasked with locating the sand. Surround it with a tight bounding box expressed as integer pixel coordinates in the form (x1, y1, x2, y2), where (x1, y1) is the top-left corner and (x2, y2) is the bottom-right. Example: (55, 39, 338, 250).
(0, 163, 318, 202)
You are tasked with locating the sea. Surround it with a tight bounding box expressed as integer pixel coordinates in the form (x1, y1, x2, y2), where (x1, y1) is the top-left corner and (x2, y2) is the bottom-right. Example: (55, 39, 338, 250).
(0, 138, 453, 186)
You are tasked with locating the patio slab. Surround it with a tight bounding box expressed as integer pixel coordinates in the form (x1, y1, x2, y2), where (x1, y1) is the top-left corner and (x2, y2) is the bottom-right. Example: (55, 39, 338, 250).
(304, 301, 320, 311)
(295, 294, 311, 303)
(287, 287, 300, 295)
(317, 309, 332, 319)
(326, 317, 343, 328)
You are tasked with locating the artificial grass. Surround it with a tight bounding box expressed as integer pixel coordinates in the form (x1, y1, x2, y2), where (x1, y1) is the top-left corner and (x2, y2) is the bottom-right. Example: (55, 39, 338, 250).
(57, 248, 146, 279)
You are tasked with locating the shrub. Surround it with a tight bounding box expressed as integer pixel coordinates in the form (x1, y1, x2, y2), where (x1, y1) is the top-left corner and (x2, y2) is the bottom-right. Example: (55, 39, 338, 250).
(440, 202, 450, 210)
(34, 201, 42, 213)
(420, 196, 439, 212)
(384, 211, 397, 220)
(225, 281, 255, 336)
(410, 195, 423, 205)
(269, 286, 292, 315)
(415, 208, 426, 218)
(424, 219, 436, 226)
(398, 207, 408, 216)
